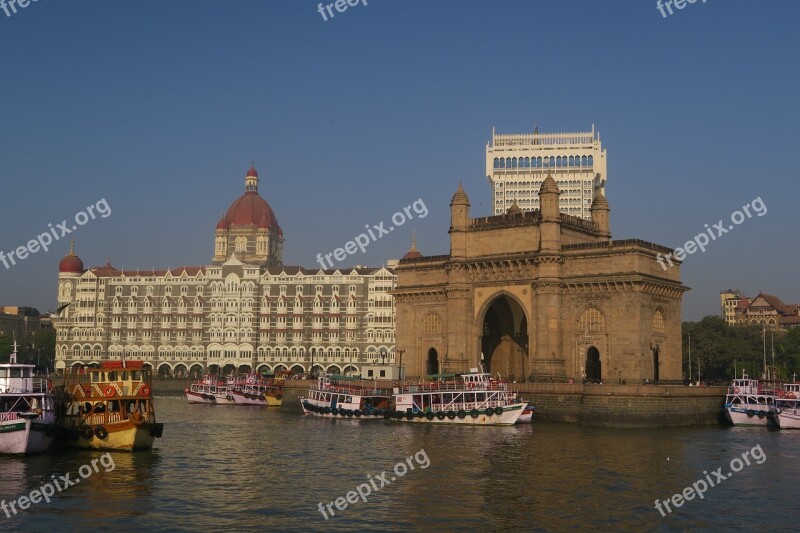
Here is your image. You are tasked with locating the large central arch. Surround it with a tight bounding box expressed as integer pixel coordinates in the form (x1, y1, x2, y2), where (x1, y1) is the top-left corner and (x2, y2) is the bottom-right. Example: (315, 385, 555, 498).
(479, 294, 528, 379)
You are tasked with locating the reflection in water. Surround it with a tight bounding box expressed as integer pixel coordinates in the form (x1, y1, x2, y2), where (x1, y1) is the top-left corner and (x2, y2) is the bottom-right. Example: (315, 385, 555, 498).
(1, 399, 799, 532)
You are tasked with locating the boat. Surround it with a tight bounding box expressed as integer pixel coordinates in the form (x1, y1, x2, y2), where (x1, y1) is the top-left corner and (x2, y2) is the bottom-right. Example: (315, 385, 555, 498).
(723, 373, 778, 427)
(300, 375, 392, 418)
(391, 369, 527, 425)
(516, 403, 535, 424)
(231, 372, 284, 407)
(0, 341, 56, 455)
(54, 360, 164, 451)
(262, 371, 288, 407)
(185, 374, 235, 405)
(775, 382, 800, 429)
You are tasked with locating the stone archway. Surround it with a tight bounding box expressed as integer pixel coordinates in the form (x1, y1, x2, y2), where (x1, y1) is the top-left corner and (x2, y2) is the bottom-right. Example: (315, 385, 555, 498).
(585, 346, 601, 382)
(480, 294, 528, 379)
(426, 348, 439, 375)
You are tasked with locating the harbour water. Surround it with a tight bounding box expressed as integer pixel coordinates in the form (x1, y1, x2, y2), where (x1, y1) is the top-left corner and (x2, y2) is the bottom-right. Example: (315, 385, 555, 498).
(1, 398, 798, 532)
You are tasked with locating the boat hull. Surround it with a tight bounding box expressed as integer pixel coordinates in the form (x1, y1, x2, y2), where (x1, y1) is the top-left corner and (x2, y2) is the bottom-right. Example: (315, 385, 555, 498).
(777, 408, 800, 429)
(516, 408, 534, 424)
(263, 394, 283, 407)
(300, 397, 386, 419)
(60, 419, 162, 451)
(185, 389, 217, 404)
(724, 406, 778, 427)
(232, 390, 267, 406)
(0, 418, 55, 455)
(393, 403, 527, 426)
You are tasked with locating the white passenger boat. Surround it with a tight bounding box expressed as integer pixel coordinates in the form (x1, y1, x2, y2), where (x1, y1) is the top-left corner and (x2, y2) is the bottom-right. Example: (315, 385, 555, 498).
(391, 369, 527, 425)
(723, 374, 778, 427)
(185, 374, 233, 405)
(300, 375, 391, 419)
(775, 382, 800, 429)
(0, 342, 56, 455)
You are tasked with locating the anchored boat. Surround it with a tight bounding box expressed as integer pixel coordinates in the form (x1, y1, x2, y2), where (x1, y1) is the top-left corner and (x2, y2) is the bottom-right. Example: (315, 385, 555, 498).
(185, 374, 235, 405)
(55, 360, 164, 451)
(0, 342, 56, 455)
(300, 375, 392, 419)
(231, 372, 284, 407)
(775, 382, 800, 429)
(723, 373, 778, 427)
(391, 369, 527, 425)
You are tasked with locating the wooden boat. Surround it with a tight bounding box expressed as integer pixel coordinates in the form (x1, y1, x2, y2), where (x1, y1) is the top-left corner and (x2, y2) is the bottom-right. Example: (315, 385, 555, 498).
(0, 341, 56, 455)
(55, 360, 163, 451)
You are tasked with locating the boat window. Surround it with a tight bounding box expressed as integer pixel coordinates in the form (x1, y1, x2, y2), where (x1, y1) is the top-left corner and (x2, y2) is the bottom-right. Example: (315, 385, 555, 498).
(23, 369, 31, 378)
(10, 368, 21, 378)
(92, 372, 101, 383)
(108, 371, 117, 381)
(131, 371, 141, 381)
(108, 400, 120, 412)
(0, 370, 6, 377)
(122, 372, 129, 381)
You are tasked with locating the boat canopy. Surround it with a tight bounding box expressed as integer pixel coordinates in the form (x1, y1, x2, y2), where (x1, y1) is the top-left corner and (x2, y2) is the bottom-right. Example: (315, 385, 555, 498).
(426, 373, 458, 379)
(329, 374, 367, 381)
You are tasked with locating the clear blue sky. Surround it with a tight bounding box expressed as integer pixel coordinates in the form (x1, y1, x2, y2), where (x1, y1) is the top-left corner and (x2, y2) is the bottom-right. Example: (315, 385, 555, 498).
(1, 0, 798, 321)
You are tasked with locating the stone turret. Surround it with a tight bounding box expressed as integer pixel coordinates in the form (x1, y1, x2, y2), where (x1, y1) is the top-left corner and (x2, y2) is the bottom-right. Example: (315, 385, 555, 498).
(449, 183, 470, 258)
(590, 192, 611, 239)
(539, 175, 561, 251)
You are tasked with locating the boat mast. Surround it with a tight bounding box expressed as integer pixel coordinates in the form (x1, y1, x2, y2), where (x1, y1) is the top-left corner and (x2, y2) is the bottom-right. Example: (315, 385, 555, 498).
(762, 325, 767, 380)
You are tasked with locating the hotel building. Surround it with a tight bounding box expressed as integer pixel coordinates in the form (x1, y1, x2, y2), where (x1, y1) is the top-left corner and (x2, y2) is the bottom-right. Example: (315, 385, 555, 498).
(486, 125, 607, 219)
(54, 165, 397, 377)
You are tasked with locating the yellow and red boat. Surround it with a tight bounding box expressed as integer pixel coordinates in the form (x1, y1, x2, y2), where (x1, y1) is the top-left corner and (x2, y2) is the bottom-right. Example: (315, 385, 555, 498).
(55, 360, 163, 451)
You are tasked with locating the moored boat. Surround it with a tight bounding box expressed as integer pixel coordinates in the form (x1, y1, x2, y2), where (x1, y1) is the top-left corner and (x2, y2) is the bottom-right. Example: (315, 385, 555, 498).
(775, 382, 800, 429)
(300, 375, 392, 418)
(231, 372, 283, 406)
(723, 374, 777, 427)
(55, 360, 164, 451)
(0, 342, 56, 455)
(516, 403, 535, 424)
(185, 374, 234, 405)
(391, 369, 527, 425)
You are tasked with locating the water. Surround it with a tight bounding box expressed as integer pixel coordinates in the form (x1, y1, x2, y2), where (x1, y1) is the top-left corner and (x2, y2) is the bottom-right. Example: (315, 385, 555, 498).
(1, 399, 797, 532)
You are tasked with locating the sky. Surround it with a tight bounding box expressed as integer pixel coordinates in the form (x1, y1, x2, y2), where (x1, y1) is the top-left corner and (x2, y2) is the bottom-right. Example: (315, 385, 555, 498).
(0, 0, 798, 321)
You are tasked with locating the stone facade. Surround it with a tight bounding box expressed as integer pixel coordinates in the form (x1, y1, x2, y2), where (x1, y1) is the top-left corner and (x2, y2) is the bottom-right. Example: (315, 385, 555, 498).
(393, 176, 688, 383)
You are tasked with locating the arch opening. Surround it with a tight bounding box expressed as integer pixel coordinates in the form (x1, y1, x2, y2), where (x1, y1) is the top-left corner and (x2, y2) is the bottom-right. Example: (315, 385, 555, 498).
(481, 295, 528, 380)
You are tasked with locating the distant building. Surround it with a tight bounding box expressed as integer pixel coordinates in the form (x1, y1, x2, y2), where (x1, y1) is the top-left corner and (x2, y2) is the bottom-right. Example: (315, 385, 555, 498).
(54, 165, 397, 377)
(721, 290, 800, 330)
(0, 306, 43, 339)
(486, 125, 607, 219)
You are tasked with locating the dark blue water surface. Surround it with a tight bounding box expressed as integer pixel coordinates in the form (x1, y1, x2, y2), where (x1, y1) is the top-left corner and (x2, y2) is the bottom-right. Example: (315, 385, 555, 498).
(1, 398, 797, 532)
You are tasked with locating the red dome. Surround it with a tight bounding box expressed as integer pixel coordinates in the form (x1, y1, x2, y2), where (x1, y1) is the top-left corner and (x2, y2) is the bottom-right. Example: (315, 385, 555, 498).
(59, 251, 84, 273)
(402, 249, 423, 260)
(224, 192, 281, 230)
(246, 164, 258, 178)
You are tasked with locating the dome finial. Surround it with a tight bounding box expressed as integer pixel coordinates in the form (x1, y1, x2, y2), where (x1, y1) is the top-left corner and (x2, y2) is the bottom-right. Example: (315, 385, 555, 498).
(411, 230, 417, 251)
(68, 237, 75, 256)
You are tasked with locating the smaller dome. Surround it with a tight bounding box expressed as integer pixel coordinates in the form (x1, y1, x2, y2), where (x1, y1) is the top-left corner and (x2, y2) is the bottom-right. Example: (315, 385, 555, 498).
(591, 192, 609, 210)
(59, 241, 84, 273)
(539, 174, 560, 195)
(246, 163, 258, 178)
(507, 199, 522, 215)
(450, 183, 470, 206)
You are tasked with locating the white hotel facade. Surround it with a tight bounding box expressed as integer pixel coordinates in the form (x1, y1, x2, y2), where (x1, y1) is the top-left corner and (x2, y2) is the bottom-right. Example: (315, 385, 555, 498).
(54, 165, 397, 378)
(486, 125, 607, 219)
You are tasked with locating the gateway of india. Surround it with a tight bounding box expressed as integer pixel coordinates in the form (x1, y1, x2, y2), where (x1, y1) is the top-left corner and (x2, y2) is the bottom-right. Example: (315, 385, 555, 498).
(394, 127, 688, 383)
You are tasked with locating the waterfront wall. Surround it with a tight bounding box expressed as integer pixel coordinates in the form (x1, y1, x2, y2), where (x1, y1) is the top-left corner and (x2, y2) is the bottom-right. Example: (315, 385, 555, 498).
(508, 383, 727, 428)
(137, 378, 726, 427)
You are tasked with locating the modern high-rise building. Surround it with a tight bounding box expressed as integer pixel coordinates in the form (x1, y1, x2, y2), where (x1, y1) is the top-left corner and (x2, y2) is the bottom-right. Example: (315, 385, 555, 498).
(54, 165, 397, 377)
(486, 125, 607, 219)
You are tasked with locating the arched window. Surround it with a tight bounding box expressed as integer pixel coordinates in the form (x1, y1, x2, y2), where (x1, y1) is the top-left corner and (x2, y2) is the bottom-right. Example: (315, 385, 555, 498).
(652, 309, 665, 334)
(587, 155, 593, 166)
(578, 307, 606, 334)
(511, 157, 517, 168)
(569, 156, 575, 167)
(493, 158, 500, 169)
(421, 313, 443, 335)
(581, 155, 588, 166)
